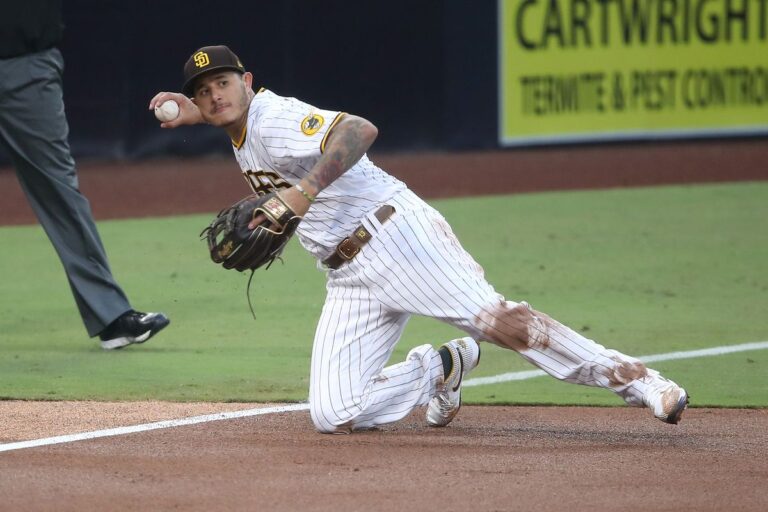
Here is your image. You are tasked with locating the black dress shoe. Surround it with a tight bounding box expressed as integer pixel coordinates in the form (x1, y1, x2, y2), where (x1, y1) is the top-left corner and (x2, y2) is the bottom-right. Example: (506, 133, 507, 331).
(99, 310, 170, 350)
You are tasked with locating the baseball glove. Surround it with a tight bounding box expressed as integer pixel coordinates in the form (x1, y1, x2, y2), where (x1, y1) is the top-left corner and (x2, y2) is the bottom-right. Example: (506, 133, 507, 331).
(201, 191, 301, 272)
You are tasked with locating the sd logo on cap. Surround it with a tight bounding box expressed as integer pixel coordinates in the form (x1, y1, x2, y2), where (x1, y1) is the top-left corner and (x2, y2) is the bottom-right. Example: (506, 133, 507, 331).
(182, 45, 245, 97)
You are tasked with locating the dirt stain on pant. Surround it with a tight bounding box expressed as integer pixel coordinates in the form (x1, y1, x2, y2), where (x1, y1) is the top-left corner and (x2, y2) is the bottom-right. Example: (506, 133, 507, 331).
(476, 301, 551, 351)
(606, 356, 648, 386)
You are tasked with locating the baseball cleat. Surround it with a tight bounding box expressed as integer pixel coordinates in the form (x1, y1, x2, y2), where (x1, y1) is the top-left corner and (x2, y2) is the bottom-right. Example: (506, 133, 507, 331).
(427, 337, 481, 427)
(99, 310, 170, 350)
(642, 370, 689, 424)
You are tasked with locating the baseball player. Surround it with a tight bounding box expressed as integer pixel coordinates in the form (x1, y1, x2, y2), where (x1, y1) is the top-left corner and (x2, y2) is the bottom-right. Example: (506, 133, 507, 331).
(150, 45, 688, 433)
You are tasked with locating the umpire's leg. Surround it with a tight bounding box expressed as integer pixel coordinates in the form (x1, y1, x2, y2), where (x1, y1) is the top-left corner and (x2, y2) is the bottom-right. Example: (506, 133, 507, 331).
(0, 48, 131, 337)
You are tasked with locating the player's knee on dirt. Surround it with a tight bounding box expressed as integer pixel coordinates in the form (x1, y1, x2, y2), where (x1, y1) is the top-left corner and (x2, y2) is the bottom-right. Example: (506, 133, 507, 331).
(475, 301, 550, 351)
(309, 399, 355, 434)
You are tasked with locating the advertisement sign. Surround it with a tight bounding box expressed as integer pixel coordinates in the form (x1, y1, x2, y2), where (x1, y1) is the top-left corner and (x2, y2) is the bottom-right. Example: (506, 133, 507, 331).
(499, 0, 768, 145)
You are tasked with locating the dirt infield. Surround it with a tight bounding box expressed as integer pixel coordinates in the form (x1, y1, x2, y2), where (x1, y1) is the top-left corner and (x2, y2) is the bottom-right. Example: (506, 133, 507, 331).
(1, 405, 767, 512)
(1, 140, 767, 511)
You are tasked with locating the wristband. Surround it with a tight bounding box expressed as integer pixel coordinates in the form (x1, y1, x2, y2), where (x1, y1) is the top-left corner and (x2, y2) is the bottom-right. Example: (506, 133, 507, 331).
(295, 183, 316, 203)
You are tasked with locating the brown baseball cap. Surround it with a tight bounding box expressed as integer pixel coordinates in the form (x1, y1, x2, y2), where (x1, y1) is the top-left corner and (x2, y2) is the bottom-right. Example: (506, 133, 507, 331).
(182, 45, 245, 96)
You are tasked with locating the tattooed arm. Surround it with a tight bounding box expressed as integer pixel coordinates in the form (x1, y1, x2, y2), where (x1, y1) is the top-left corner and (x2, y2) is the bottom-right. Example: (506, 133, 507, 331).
(249, 114, 377, 228)
(301, 115, 378, 197)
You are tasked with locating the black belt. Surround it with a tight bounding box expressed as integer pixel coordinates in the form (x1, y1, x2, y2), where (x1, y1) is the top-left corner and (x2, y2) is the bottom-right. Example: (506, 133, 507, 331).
(323, 205, 395, 269)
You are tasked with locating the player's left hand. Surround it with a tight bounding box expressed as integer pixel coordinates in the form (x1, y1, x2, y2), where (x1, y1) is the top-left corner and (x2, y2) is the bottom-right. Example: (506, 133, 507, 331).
(202, 191, 302, 272)
(248, 187, 311, 229)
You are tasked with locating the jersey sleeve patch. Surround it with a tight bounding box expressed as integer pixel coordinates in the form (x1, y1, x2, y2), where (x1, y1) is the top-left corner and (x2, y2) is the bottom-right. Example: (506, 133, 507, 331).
(301, 114, 324, 136)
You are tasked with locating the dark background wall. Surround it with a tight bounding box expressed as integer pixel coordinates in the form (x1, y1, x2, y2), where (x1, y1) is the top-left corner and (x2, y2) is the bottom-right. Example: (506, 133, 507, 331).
(43, 0, 498, 162)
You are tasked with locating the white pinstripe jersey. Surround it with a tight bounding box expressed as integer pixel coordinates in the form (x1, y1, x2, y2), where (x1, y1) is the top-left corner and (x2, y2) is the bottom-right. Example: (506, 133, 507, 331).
(232, 88, 406, 262)
(229, 97, 659, 435)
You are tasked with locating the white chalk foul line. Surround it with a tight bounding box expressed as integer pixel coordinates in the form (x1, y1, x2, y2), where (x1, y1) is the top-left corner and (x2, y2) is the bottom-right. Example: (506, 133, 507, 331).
(463, 340, 768, 387)
(0, 403, 309, 453)
(1, 341, 766, 453)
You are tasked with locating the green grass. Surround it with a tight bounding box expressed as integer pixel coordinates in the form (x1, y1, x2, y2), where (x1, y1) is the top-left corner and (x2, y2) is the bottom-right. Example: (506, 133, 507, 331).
(1, 182, 766, 406)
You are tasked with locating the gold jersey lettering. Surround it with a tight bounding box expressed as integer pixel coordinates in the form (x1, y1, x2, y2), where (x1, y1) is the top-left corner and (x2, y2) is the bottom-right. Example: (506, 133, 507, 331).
(242, 169, 291, 196)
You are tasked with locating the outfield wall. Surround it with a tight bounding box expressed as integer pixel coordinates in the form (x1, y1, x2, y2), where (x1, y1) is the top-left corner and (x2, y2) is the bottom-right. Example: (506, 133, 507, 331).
(50, 0, 498, 160)
(0, 0, 764, 164)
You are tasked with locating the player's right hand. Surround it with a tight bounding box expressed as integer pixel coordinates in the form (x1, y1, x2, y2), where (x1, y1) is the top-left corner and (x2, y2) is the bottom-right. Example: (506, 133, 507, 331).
(148, 92, 204, 128)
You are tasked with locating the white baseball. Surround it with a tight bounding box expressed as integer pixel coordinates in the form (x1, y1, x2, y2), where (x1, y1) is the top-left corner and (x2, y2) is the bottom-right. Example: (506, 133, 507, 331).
(154, 100, 180, 122)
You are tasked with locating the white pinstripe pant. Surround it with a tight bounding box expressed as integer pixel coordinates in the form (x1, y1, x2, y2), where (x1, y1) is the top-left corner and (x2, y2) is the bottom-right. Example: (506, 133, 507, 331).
(309, 189, 653, 433)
